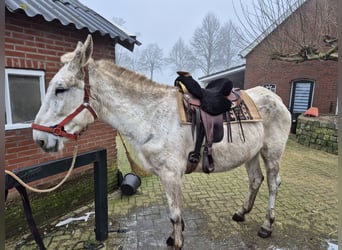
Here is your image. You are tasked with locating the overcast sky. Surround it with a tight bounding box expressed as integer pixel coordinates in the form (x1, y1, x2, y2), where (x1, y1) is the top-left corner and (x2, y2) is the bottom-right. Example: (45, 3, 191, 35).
(79, 0, 251, 84)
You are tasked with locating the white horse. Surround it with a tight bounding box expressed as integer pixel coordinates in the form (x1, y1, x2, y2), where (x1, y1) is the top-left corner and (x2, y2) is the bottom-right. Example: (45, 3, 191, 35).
(32, 35, 291, 249)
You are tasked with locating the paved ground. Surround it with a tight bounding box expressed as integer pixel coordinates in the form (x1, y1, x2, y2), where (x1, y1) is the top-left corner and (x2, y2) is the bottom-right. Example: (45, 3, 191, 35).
(5, 138, 338, 249)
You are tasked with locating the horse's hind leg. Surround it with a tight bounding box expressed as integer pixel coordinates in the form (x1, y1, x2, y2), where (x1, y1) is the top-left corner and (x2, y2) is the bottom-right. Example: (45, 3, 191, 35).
(233, 153, 264, 222)
(258, 155, 281, 238)
(159, 171, 184, 249)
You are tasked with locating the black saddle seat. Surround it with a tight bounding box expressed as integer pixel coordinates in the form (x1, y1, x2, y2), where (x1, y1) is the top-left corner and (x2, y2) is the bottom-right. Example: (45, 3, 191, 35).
(201, 78, 233, 115)
(175, 73, 233, 115)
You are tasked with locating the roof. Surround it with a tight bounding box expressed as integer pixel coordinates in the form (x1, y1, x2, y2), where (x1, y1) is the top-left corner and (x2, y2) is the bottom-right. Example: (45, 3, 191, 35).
(239, 0, 305, 58)
(198, 64, 246, 83)
(5, 0, 141, 51)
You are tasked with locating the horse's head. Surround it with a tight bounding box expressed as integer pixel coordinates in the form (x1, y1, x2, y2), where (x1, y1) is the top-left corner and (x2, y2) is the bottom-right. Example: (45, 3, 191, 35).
(32, 35, 97, 152)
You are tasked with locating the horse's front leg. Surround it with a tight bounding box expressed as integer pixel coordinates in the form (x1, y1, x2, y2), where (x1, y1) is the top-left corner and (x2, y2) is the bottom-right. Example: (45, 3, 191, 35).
(159, 170, 184, 249)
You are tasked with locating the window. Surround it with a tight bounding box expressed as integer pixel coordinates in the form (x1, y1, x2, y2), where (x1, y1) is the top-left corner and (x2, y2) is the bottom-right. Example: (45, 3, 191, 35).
(5, 69, 45, 130)
(289, 79, 315, 114)
(264, 83, 276, 93)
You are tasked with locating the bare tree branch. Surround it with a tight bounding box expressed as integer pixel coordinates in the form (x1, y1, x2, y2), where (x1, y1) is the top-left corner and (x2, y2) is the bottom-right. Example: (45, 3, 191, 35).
(272, 34, 338, 62)
(234, 0, 338, 62)
(190, 13, 241, 75)
(166, 38, 196, 73)
(190, 13, 222, 75)
(138, 43, 164, 80)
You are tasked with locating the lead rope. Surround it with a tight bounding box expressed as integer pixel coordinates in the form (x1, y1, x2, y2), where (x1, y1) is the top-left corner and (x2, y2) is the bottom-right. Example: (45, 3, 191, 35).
(5, 141, 78, 193)
(5, 142, 79, 250)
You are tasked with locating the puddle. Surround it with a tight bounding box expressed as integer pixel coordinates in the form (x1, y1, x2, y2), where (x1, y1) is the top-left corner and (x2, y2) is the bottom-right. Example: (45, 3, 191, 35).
(326, 240, 338, 250)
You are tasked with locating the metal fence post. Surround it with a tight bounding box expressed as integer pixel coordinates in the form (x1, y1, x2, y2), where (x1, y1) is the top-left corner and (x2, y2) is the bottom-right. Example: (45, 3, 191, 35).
(93, 149, 108, 241)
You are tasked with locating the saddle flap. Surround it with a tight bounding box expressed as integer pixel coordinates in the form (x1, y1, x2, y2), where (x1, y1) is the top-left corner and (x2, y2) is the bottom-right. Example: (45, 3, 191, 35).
(200, 110, 224, 143)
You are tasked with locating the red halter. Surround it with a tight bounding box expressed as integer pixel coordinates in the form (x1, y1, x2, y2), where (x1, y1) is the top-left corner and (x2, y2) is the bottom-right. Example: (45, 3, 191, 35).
(31, 67, 97, 140)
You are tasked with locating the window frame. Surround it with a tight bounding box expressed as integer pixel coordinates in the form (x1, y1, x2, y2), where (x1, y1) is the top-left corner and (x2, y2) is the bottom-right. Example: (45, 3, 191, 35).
(289, 79, 315, 114)
(5, 68, 45, 130)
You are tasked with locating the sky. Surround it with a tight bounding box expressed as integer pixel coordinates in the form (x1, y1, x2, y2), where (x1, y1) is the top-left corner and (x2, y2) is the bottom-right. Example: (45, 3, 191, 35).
(79, 0, 251, 85)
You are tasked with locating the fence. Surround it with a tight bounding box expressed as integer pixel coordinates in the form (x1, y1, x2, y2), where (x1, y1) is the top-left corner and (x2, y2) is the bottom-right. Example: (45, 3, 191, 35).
(5, 148, 108, 249)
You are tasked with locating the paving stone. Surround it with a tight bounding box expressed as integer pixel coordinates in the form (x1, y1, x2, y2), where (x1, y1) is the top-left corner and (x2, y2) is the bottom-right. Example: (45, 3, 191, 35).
(5, 139, 338, 250)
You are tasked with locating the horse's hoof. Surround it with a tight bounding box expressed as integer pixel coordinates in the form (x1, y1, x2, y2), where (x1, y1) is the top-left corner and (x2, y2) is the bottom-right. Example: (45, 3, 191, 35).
(258, 226, 272, 238)
(166, 236, 174, 246)
(166, 235, 184, 249)
(232, 213, 245, 222)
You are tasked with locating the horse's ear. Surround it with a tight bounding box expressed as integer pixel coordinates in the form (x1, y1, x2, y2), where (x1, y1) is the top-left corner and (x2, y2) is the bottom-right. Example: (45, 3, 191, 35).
(80, 34, 93, 67)
(65, 35, 93, 71)
(61, 41, 83, 64)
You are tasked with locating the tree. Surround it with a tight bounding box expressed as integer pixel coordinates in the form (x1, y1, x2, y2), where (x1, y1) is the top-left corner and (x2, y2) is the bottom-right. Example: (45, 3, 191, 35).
(190, 13, 242, 75)
(166, 38, 196, 73)
(116, 49, 142, 72)
(234, 0, 338, 62)
(111, 17, 165, 80)
(190, 13, 222, 75)
(138, 43, 164, 80)
(112, 17, 129, 65)
(216, 20, 242, 69)
(112, 16, 143, 70)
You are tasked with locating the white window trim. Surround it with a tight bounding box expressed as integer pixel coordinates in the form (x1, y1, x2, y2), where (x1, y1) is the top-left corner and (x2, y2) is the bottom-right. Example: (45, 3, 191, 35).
(5, 68, 45, 130)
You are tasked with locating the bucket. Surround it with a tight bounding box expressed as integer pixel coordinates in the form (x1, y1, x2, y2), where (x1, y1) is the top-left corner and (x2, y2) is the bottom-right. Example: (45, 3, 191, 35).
(120, 173, 141, 195)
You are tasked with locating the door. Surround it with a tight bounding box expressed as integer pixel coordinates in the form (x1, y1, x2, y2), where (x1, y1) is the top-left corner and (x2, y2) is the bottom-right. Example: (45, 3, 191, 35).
(289, 79, 315, 133)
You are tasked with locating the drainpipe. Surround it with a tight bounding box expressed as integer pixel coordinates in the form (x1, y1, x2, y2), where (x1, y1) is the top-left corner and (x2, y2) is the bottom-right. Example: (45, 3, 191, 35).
(336, 97, 338, 115)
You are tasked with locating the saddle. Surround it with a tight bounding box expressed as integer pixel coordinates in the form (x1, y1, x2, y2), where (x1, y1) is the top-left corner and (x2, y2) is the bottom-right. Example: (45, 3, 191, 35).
(175, 71, 243, 174)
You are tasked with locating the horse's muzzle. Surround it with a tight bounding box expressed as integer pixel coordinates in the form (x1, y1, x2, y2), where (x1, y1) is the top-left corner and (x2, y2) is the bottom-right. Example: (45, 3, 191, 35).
(33, 128, 60, 153)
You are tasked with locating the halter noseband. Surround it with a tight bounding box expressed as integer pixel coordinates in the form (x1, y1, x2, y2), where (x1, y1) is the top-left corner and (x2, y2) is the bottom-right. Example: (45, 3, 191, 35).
(31, 67, 97, 140)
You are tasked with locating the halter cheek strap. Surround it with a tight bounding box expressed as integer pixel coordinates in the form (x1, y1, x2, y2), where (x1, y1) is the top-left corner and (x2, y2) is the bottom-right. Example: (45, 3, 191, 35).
(32, 66, 97, 140)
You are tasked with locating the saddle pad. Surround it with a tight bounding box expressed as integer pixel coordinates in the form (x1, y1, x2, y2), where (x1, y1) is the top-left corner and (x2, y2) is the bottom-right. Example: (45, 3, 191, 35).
(229, 91, 262, 122)
(177, 90, 262, 124)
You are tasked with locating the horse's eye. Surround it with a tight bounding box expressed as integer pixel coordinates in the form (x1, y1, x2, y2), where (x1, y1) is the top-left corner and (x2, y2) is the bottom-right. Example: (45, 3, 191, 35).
(55, 88, 67, 96)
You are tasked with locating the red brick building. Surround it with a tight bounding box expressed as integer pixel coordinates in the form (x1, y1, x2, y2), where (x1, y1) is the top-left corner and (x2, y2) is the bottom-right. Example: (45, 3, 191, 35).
(241, 0, 337, 116)
(201, 0, 337, 132)
(5, 0, 140, 184)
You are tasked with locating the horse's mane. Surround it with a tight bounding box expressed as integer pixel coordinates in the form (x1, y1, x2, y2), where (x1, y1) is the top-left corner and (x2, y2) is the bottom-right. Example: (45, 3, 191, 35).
(94, 59, 173, 93)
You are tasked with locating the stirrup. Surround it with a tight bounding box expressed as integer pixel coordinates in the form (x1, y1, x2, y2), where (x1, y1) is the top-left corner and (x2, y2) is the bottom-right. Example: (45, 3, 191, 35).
(186, 151, 201, 174)
(202, 146, 214, 174)
(188, 151, 200, 163)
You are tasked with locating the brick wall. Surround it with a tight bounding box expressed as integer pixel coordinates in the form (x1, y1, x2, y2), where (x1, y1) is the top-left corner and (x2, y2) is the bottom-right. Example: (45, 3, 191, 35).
(244, 0, 337, 114)
(5, 121, 117, 172)
(5, 10, 118, 186)
(5, 9, 115, 82)
(245, 51, 337, 113)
